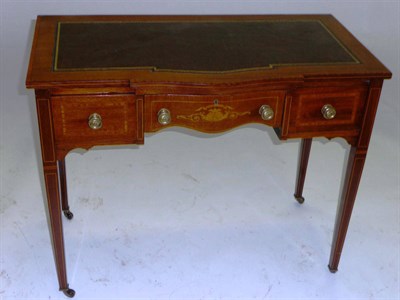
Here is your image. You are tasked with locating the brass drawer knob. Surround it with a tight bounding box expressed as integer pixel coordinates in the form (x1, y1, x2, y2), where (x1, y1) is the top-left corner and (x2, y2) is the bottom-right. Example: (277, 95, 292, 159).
(88, 113, 102, 130)
(158, 108, 171, 125)
(321, 104, 336, 120)
(259, 105, 274, 121)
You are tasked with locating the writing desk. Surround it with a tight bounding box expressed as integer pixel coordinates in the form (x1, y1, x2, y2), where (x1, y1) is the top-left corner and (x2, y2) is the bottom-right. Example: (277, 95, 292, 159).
(26, 15, 391, 297)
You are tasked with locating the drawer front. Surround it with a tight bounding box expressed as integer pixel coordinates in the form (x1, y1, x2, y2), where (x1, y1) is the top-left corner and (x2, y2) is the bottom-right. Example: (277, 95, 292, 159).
(52, 94, 142, 149)
(284, 86, 368, 138)
(145, 91, 285, 133)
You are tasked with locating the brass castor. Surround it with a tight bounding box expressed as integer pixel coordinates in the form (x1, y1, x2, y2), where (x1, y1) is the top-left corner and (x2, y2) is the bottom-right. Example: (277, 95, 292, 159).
(63, 210, 74, 220)
(294, 194, 305, 204)
(328, 265, 338, 273)
(61, 287, 75, 298)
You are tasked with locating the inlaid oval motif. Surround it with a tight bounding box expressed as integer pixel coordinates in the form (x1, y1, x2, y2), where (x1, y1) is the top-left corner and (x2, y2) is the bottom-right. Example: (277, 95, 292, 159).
(177, 104, 250, 122)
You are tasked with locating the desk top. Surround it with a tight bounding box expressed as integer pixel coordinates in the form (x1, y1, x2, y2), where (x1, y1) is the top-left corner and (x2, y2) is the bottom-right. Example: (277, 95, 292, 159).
(26, 15, 391, 88)
(55, 20, 357, 72)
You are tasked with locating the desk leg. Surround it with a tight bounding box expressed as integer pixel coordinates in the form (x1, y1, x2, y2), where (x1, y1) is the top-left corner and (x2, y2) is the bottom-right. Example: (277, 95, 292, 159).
(36, 92, 75, 297)
(43, 163, 75, 297)
(328, 147, 366, 272)
(294, 138, 312, 204)
(328, 79, 383, 272)
(58, 159, 73, 220)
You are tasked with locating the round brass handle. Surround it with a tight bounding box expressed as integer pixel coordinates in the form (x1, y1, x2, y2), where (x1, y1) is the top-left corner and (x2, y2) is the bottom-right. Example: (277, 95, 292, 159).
(259, 105, 274, 121)
(321, 104, 336, 120)
(158, 108, 171, 125)
(88, 113, 102, 130)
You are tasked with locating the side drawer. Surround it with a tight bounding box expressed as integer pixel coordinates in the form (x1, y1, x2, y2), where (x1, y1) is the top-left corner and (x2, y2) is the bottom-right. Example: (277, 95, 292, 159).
(283, 86, 368, 138)
(51, 94, 143, 150)
(145, 91, 285, 133)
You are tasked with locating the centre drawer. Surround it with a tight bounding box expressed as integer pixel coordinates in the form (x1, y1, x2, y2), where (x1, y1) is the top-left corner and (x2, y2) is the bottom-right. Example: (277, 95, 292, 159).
(145, 91, 285, 133)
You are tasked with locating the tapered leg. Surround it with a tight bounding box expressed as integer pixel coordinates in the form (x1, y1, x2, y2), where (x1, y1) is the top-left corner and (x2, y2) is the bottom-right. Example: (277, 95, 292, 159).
(43, 163, 75, 297)
(294, 138, 312, 204)
(58, 159, 73, 220)
(36, 91, 75, 297)
(328, 147, 366, 272)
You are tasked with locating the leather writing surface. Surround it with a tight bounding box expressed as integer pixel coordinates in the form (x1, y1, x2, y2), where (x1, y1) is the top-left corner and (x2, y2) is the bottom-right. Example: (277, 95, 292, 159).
(55, 20, 358, 72)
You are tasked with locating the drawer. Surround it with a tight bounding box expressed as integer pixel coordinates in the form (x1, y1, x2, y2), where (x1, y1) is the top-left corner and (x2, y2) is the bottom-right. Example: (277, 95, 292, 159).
(145, 91, 285, 133)
(283, 86, 368, 138)
(51, 94, 143, 149)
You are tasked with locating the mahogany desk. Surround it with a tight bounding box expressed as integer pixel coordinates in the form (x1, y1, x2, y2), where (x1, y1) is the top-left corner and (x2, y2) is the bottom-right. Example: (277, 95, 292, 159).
(26, 15, 391, 297)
